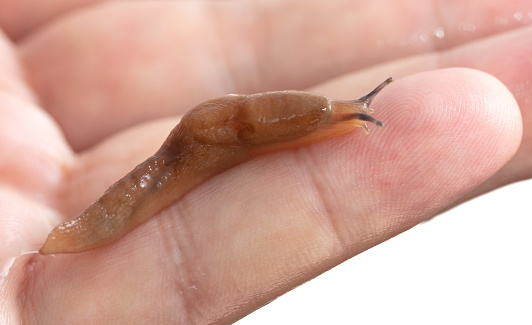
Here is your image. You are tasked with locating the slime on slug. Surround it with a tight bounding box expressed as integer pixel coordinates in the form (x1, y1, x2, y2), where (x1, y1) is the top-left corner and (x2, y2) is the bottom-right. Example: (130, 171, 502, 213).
(40, 77, 393, 254)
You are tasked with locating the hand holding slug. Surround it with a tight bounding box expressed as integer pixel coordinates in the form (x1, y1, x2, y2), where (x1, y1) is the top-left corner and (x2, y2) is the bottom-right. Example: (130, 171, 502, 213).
(39, 78, 392, 255)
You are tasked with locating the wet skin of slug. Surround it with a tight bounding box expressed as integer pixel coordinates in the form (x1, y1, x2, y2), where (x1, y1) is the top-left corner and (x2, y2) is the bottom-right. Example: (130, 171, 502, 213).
(39, 77, 393, 255)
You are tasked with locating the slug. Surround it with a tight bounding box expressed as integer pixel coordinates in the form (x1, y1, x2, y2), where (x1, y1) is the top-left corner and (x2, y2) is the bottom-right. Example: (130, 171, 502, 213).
(39, 77, 393, 255)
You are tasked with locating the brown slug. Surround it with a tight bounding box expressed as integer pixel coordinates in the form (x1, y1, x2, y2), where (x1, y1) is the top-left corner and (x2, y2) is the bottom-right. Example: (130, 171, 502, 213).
(39, 77, 393, 254)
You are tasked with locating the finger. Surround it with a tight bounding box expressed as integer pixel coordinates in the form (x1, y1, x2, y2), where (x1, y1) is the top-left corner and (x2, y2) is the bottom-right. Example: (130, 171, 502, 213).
(18, 0, 532, 150)
(442, 27, 532, 199)
(314, 25, 532, 200)
(0, 31, 72, 262)
(0, 0, 108, 40)
(0, 30, 35, 100)
(18, 69, 521, 323)
(0, 29, 72, 322)
(65, 25, 532, 210)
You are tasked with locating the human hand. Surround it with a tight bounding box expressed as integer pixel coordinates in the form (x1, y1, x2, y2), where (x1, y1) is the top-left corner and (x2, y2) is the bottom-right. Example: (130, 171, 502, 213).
(1, 0, 530, 323)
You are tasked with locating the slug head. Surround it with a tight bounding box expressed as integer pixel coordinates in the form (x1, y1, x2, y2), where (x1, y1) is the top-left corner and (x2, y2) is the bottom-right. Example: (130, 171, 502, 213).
(330, 77, 393, 134)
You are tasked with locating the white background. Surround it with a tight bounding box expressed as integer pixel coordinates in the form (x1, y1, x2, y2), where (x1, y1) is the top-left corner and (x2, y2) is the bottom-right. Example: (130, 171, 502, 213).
(237, 179, 532, 324)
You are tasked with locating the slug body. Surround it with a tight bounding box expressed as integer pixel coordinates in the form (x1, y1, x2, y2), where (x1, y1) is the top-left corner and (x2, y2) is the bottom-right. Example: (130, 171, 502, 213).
(40, 77, 393, 254)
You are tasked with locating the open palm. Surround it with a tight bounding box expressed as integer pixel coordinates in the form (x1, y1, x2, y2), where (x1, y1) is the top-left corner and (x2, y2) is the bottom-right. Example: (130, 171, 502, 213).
(1, 1, 530, 323)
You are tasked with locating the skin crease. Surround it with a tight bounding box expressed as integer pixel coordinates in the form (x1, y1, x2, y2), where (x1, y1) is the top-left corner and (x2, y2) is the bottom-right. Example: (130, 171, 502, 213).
(39, 79, 391, 254)
(0, 0, 530, 324)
